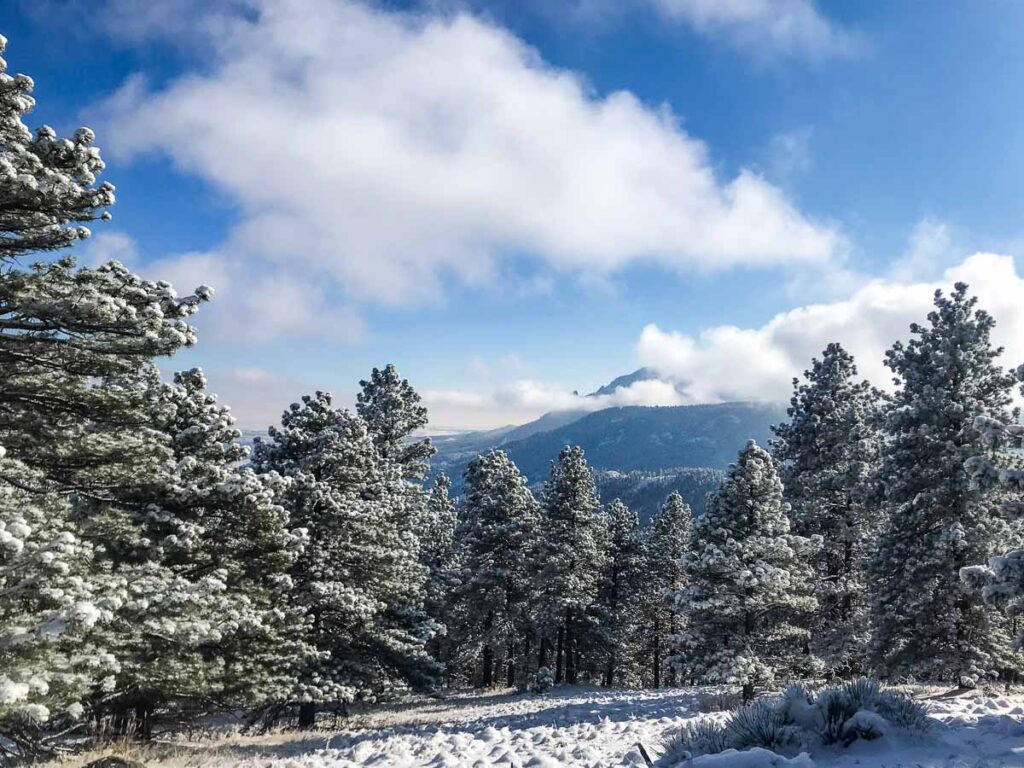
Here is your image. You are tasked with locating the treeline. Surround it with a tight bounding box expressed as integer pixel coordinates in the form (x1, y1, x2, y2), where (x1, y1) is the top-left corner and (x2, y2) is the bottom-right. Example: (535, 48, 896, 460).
(5, 32, 1024, 762)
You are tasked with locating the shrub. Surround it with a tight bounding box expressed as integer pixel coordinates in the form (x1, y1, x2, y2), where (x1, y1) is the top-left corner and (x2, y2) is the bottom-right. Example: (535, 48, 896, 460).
(528, 667, 555, 695)
(665, 679, 930, 758)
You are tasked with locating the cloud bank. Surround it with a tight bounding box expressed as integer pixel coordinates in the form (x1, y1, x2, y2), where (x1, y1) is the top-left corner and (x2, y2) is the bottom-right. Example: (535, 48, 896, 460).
(637, 252, 1024, 403)
(98, 0, 841, 341)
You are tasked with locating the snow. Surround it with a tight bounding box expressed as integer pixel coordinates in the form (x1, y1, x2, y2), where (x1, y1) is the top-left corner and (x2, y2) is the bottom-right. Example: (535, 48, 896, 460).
(217, 686, 1024, 767)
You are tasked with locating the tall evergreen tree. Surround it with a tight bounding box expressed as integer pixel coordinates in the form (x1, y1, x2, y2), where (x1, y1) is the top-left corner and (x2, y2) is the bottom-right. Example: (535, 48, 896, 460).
(421, 474, 461, 680)
(537, 446, 606, 685)
(79, 369, 309, 733)
(672, 441, 815, 702)
(771, 343, 881, 676)
(961, 366, 1024, 661)
(595, 499, 645, 687)
(456, 451, 539, 687)
(252, 393, 437, 726)
(356, 364, 435, 481)
(642, 492, 692, 688)
(869, 283, 1022, 686)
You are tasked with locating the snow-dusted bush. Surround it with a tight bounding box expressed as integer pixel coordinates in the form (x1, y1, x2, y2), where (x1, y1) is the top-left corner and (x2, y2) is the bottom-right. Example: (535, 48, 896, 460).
(528, 667, 555, 694)
(664, 679, 929, 760)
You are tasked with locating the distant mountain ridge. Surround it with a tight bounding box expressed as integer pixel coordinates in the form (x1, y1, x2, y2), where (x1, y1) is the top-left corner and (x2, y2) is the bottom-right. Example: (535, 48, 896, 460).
(432, 400, 787, 493)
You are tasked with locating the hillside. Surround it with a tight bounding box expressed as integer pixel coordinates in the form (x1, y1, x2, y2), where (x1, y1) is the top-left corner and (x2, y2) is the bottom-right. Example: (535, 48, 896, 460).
(433, 401, 786, 494)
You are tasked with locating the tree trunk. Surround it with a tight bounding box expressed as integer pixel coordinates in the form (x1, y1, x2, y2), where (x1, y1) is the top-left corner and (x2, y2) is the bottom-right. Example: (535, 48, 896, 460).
(482, 644, 494, 687)
(565, 609, 576, 684)
(538, 635, 548, 669)
(604, 648, 616, 688)
(506, 640, 516, 687)
(298, 702, 317, 729)
(742, 682, 754, 703)
(555, 625, 565, 683)
(653, 615, 661, 689)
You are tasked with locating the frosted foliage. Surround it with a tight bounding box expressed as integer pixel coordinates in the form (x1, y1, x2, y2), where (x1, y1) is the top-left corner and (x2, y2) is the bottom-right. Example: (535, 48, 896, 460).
(0, 35, 115, 260)
(252, 392, 438, 708)
(456, 450, 539, 686)
(771, 343, 880, 675)
(0, 450, 114, 742)
(869, 283, 1021, 685)
(671, 441, 816, 697)
(962, 365, 1024, 652)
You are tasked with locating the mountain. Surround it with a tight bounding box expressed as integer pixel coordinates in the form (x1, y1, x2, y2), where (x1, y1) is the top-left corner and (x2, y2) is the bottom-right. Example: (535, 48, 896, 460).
(433, 401, 787, 495)
(594, 466, 725, 524)
(588, 367, 661, 396)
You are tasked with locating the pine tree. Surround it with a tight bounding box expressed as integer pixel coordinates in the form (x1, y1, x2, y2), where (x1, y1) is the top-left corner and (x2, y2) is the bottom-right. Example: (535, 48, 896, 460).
(961, 366, 1024, 662)
(595, 499, 645, 687)
(0, 446, 114, 757)
(357, 364, 435, 481)
(536, 446, 607, 685)
(0, 34, 115, 261)
(78, 369, 310, 734)
(456, 451, 539, 687)
(771, 343, 881, 676)
(252, 392, 438, 726)
(868, 284, 1022, 687)
(642, 492, 692, 688)
(421, 474, 460, 681)
(673, 441, 816, 702)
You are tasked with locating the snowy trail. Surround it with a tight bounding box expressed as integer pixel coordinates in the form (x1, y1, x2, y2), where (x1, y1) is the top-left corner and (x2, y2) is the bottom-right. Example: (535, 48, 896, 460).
(229, 687, 1024, 767)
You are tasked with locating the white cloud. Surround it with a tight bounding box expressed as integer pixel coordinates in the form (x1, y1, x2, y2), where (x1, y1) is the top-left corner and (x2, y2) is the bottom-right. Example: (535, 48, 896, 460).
(202, 366, 316, 429)
(96, 0, 841, 341)
(637, 252, 1024, 403)
(888, 217, 956, 282)
(649, 0, 857, 59)
(424, 376, 689, 430)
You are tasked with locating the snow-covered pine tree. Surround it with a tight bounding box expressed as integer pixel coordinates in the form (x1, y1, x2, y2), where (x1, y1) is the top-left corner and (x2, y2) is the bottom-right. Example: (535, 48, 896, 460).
(595, 499, 645, 687)
(357, 364, 435, 482)
(0, 35, 215, 746)
(536, 446, 607, 684)
(0, 446, 115, 758)
(642, 492, 692, 688)
(771, 343, 881, 677)
(869, 283, 1022, 687)
(0, 34, 114, 261)
(961, 365, 1024, 663)
(456, 451, 539, 687)
(252, 393, 438, 727)
(421, 473, 461, 681)
(672, 441, 816, 702)
(79, 368, 310, 734)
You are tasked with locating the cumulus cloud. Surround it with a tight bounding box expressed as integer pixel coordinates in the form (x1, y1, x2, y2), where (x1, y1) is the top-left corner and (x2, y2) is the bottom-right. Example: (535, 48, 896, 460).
(96, 0, 841, 341)
(649, 0, 857, 59)
(637, 252, 1024, 403)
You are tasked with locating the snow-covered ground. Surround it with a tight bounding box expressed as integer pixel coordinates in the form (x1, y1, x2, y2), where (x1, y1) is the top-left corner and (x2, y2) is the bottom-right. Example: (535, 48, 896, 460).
(204, 686, 1024, 768)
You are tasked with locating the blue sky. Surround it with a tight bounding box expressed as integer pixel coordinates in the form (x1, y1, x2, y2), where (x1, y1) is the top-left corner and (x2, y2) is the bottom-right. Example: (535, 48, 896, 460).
(8, 0, 1024, 429)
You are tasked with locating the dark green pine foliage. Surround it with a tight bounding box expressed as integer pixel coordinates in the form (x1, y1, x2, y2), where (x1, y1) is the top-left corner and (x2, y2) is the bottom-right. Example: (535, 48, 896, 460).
(642, 492, 692, 687)
(771, 343, 881, 677)
(80, 369, 310, 733)
(537, 446, 607, 684)
(457, 450, 539, 687)
(421, 473, 461, 677)
(357, 364, 435, 481)
(252, 393, 438, 726)
(869, 284, 1023, 686)
(961, 365, 1024, 657)
(595, 499, 646, 687)
(673, 441, 816, 701)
